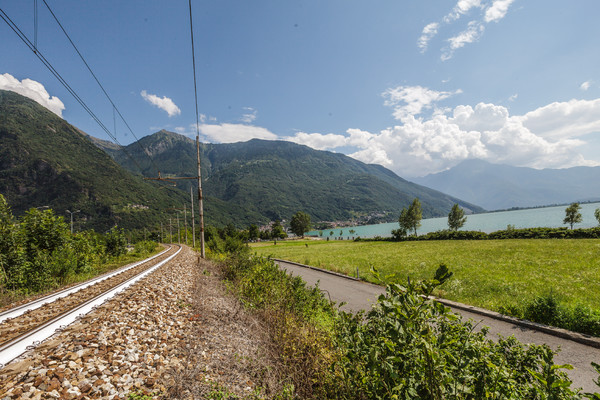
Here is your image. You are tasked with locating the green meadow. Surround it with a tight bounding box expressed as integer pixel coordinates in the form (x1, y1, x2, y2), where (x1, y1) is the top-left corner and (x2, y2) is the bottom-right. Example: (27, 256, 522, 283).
(250, 239, 600, 313)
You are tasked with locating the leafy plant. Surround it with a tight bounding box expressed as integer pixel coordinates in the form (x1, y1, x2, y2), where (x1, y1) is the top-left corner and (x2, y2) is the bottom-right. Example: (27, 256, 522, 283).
(332, 265, 588, 399)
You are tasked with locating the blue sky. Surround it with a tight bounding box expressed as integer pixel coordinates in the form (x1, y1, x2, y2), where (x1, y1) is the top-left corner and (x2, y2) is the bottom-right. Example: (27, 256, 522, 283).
(1, 0, 600, 177)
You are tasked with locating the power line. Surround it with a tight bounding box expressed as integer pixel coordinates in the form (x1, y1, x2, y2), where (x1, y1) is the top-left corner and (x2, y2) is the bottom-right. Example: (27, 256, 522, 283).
(40, 0, 161, 175)
(0, 6, 143, 173)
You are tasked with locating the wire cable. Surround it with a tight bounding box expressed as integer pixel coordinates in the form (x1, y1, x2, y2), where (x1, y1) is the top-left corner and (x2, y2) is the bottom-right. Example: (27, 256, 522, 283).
(188, 0, 201, 140)
(40, 0, 160, 175)
(0, 7, 144, 173)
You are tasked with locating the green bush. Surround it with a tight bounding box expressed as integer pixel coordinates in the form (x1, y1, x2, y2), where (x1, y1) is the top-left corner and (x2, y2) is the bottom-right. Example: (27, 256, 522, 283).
(501, 295, 600, 337)
(0, 195, 152, 296)
(331, 265, 593, 399)
(133, 240, 158, 256)
(220, 252, 600, 399)
(104, 227, 127, 257)
(386, 226, 600, 242)
(223, 253, 337, 398)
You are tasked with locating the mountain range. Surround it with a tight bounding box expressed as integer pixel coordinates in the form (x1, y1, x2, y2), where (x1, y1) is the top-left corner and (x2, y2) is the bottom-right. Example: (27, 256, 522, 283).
(0, 89, 484, 230)
(413, 159, 600, 211)
(98, 130, 484, 226)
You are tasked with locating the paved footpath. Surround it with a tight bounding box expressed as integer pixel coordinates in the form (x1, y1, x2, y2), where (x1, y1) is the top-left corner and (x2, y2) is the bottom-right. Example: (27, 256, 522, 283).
(276, 260, 600, 394)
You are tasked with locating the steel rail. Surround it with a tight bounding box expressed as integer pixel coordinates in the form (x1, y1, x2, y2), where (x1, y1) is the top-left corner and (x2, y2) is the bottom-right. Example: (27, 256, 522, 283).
(0, 245, 182, 368)
(0, 246, 172, 323)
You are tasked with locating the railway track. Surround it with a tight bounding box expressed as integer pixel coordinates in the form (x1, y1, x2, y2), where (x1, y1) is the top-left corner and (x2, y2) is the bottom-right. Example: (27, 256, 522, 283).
(0, 245, 181, 369)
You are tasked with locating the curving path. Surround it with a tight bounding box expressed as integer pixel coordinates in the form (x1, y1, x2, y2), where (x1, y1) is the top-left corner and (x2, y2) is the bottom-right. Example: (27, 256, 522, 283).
(276, 259, 600, 394)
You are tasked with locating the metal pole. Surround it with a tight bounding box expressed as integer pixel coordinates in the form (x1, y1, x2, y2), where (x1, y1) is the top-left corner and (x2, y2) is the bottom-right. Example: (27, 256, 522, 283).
(66, 210, 79, 234)
(197, 137, 205, 258)
(160, 222, 163, 243)
(169, 218, 172, 243)
(190, 186, 195, 248)
(184, 204, 188, 245)
(177, 213, 181, 244)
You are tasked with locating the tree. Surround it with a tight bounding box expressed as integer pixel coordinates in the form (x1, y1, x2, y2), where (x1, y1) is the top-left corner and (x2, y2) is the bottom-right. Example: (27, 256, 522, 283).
(447, 203, 467, 231)
(271, 220, 287, 239)
(595, 208, 600, 226)
(248, 224, 259, 241)
(290, 211, 311, 238)
(563, 202, 582, 229)
(399, 198, 422, 236)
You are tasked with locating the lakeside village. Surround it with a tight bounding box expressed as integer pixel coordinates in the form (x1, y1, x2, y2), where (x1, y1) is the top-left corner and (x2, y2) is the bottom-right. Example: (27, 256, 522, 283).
(257, 211, 392, 239)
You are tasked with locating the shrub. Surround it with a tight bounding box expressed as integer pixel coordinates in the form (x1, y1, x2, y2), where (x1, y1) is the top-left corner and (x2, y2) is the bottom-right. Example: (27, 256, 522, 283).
(502, 295, 600, 337)
(133, 240, 158, 256)
(331, 265, 588, 399)
(104, 227, 127, 257)
(223, 254, 337, 398)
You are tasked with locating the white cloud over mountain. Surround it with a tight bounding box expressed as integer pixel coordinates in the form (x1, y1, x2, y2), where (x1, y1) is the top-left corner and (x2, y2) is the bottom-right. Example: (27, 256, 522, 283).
(0, 73, 65, 117)
(141, 90, 181, 117)
(284, 86, 600, 177)
(200, 123, 278, 143)
(383, 86, 462, 120)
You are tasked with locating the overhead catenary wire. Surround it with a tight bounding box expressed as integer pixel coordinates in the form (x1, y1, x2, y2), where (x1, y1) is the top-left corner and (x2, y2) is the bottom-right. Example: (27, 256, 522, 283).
(40, 0, 161, 175)
(0, 7, 145, 173)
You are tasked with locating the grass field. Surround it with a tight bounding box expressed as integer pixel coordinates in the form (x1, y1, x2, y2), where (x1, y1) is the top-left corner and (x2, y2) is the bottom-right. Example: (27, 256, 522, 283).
(250, 239, 600, 312)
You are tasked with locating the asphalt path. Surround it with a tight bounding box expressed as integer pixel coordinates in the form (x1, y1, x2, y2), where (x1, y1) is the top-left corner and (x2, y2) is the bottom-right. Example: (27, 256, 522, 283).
(276, 260, 600, 393)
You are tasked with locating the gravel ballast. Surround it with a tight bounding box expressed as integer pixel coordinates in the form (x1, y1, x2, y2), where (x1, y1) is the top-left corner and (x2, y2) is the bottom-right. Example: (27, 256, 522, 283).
(0, 246, 274, 399)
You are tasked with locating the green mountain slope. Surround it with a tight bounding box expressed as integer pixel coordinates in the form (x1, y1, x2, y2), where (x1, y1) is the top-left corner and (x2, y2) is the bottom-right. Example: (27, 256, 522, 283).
(104, 130, 484, 226)
(0, 90, 189, 231)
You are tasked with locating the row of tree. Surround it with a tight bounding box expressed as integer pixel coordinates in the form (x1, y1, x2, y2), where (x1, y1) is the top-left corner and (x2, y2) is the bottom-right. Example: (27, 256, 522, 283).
(395, 200, 600, 238)
(395, 199, 467, 237)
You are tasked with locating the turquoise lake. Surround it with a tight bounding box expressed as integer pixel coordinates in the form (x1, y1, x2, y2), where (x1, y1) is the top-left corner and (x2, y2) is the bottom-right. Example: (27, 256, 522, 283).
(309, 202, 600, 240)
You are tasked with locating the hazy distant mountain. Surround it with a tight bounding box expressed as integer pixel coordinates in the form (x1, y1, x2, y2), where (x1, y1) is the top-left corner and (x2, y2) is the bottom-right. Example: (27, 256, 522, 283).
(101, 130, 484, 226)
(0, 90, 189, 231)
(413, 159, 600, 210)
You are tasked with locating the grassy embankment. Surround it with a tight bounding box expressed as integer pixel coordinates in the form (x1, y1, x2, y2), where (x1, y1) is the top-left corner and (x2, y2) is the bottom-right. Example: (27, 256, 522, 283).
(250, 239, 600, 314)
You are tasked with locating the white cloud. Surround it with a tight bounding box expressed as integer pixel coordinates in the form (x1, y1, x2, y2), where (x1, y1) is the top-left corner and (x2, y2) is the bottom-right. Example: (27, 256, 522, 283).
(580, 81, 591, 91)
(508, 93, 518, 101)
(287, 132, 347, 150)
(419, 0, 516, 60)
(442, 21, 485, 60)
(444, 0, 483, 22)
(484, 0, 516, 23)
(518, 98, 600, 140)
(286, 93, 600, 177)
(141, 90, 181, 117)
(240, 107, 257, 124)
(0, 73, 65, 116)
(417, 23, 439, 52)
(383, 85, 462, 120)
(200, 123, 278, 143)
